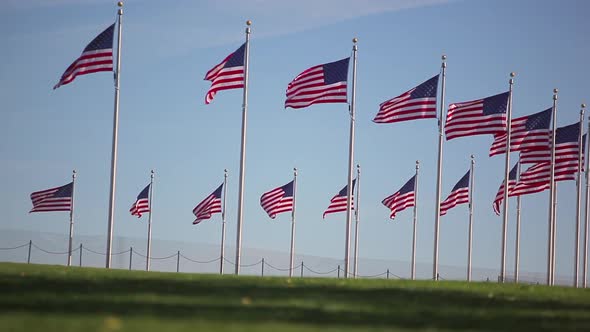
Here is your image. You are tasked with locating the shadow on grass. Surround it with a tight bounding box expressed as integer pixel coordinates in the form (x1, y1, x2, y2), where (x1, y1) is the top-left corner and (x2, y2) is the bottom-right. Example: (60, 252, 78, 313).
(0, 265, 589, 331)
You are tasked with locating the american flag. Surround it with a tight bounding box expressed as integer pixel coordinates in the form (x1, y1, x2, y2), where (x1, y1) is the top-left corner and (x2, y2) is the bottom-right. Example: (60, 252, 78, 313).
(30, 182, 73, 213)
(492, 163, 518, 216)
(285, 58, 349, 109)
(382, 175, 416, 220)
(512, 132, 584, 196)
(489, 108, 552, 156)
(373, 75, 439, 124)
(440, 170, 470, 216)
(54, 24, 114, 89)
(323, 179, 356, 219)
(130, 184, 150, 218)
(520, 122, 580, 164)
(511, 162, 577, 196)
(204, 43, 245, 104)
(445, 91, 509, 140)
(260, 181, 294, 219)
(192, 183, 223, 224)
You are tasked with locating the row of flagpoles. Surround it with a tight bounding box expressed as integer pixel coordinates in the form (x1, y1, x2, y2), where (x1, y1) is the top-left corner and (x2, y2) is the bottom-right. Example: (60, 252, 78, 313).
(31, 3, 589, 287)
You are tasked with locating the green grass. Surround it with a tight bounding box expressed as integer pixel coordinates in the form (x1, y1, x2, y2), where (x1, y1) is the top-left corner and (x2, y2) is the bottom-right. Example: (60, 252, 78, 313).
(1, 262, 590, 331)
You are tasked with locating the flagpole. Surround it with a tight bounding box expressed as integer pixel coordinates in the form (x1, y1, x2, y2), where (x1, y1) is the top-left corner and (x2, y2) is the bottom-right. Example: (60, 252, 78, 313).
(574, 105, 585, 287)
(105, 2, 123, 268)
(234, 20, 251, 275)
(344, 38, 358, 278)
(500, 72, 515, 283)
(468, 155, 475, 282)
(67, 170, 77, 267)
(353, 164, 361, 278)
(220, 169, 228, 275)
(412, 161, 419, 280)
(145, 170, 154, 271)
(289, 168, 298, 278)
(547, 88, 559, 285)
(552, 184, 558, 285)
(433, 55, 447, 281)
(514, 162, 522, 282)
(584, 114, 590, 288)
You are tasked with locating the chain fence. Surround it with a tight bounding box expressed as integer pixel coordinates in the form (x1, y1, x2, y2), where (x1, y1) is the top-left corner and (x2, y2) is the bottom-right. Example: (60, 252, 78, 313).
(1, 240, 535, 283)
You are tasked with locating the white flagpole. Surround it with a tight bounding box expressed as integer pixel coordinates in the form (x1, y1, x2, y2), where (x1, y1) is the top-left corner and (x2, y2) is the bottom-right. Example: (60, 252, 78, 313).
(547, 88, 559, 285)
(433, 55, 447, 281)
(353, 164, 361, 278)
(584, 114, 590, 288)
(344, 38, 358, 278)
(514, 162, 522, 282)
(106, 2, 124, 268)
(289, 168, 298, 278)
(412, 161, 419, 280)
(220, 169, 228, 275)
(468, 155, 475, 282)
(574, 106, 585, 287)
(234, 20, 251, 275)
(67, 170, 77, 266)
(552, 185, 559, 285)
(146, 170, 154, 271)
(500, 73, 515, 283)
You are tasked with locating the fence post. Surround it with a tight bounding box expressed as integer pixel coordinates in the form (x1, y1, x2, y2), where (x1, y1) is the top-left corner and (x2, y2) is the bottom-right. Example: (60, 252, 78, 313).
(261, 258, 265, 277)
(79, 244, 83, 267)
(129, 247, 133, 270)
(337, 265, 340, 278)
(176, 251, 180, 273)
(300, 262, 304, 278)
(27, 240, 32, 264)
(387, 269, 390, 279)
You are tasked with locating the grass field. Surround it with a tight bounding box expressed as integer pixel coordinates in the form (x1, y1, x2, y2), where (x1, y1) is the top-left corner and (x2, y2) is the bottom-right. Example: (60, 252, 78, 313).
(1, 262, 590, 331)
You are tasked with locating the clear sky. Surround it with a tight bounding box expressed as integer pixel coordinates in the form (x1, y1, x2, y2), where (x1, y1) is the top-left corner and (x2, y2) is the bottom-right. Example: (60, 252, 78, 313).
(2, 0, 590, 280)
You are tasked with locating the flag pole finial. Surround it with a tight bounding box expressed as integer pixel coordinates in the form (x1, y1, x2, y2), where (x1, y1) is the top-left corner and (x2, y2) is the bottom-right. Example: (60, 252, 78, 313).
(510, 72, 516, 78)
(294, 167, 297, 176)
(441, 54, 447, 61)
(352, 37, 358, 44)
(582, 103, 586, 109)
(553, 88, 559, 99)
(72, 169, 77, 178)
(246, 20, 252, 26)
(117, 1, 123, 7)
(471, 154, 475, 163)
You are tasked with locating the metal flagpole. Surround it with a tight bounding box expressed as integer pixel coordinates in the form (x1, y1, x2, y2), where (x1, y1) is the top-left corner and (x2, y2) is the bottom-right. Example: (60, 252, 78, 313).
(584, 114, 590, 288)
(234, 20, 251, 275)
(344, 38, 358, 278)
(433, 55, 447, 281)
(500, 73, 515, 283)
(547, 88, 559, 285)
(468, 155, 475, 282)
(412, 161, 419, 280)
(289, 168, 298, 278)
(146, 170, 154, 271)
(574, 106, 585, 287)
(106, 2, 124, 268)
(220, 169, 228, 275)
(67, 170, 77, 266)
(514, 162, 522, 282)
(353, 164, 361, 279)
(552, 182, 559, 285)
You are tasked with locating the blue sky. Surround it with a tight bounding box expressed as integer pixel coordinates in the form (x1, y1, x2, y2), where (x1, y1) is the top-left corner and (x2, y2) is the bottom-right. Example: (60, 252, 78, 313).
(2, 0, 589, 280)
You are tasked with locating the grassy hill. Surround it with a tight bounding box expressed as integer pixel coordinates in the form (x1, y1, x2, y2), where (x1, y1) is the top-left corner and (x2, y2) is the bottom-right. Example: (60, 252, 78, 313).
(1, 262, 589, 331)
